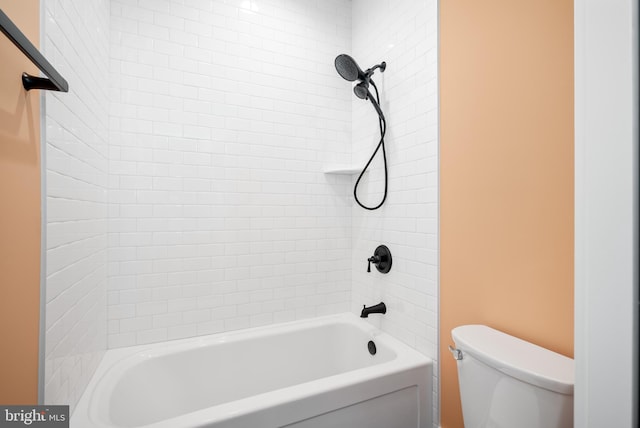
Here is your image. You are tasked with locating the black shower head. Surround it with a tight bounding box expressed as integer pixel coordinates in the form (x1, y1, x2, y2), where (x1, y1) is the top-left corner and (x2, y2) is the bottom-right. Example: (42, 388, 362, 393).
(354, 81, 369, 99)
(354, 81, 385, 121)
(334, 54, 387, 83)
(334, 54, 365, 82)
(335, 54, 387, 121)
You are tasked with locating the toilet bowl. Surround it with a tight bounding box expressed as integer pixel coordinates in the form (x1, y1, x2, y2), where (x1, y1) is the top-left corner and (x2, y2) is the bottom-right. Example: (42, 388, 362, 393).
(451, 325, 574, 428)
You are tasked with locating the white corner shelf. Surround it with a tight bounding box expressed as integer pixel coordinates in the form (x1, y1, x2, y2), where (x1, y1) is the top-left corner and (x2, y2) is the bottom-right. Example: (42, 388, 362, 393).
(323, 166, 362, 175)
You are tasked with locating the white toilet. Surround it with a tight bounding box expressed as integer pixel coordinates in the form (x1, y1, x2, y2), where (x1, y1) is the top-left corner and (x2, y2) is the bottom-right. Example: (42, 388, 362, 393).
(450, 325, 574, 428)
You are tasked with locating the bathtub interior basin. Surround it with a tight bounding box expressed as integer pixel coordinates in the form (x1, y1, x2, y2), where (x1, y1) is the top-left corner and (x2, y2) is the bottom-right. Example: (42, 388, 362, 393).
(72, 313, 432, 428)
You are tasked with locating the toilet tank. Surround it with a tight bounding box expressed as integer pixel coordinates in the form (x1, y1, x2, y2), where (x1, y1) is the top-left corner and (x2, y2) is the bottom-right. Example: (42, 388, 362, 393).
(451, 325, 574, 428)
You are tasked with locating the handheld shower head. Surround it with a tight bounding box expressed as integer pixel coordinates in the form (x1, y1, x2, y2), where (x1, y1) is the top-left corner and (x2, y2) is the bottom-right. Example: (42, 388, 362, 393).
(354, 81, 369, 99)
(355, 82, 386, 123)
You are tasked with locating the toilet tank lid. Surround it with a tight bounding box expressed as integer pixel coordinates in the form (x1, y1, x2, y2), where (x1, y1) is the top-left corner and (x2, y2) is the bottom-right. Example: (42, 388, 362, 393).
(451, 325, 574, 395)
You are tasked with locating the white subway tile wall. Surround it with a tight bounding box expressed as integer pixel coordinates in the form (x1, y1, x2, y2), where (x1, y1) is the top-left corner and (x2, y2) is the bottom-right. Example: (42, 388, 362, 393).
(351, 0, 439, 425)
(107, 0, 353, 347)
(44, 0, 110, 411)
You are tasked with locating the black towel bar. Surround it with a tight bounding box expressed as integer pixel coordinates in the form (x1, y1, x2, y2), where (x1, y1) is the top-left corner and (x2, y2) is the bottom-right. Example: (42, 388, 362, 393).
(0, 8, 69, 92)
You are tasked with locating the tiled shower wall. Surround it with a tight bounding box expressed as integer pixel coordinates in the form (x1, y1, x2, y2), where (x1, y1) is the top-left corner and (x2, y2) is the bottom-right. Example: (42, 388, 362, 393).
(44, 0, 110, 410)
(107, 0, 353, 347)
(41, 0, 439, 421)
(350, 0, 439, 424)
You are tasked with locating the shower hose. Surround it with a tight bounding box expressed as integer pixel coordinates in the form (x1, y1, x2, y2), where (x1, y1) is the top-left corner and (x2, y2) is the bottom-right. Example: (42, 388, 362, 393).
(354, 79, 388, 210)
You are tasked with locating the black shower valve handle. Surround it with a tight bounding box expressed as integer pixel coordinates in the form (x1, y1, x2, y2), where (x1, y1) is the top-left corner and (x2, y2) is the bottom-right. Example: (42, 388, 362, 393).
(367, 255, 380, 272)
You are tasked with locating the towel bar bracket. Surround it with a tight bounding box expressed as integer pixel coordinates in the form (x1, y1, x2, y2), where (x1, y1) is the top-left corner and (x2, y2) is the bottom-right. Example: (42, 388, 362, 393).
(22, 73, 60, 92)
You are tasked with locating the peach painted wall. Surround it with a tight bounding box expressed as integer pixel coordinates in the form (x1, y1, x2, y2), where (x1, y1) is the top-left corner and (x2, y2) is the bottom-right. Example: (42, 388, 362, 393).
(439, 1, 574, 427)
(0, 0, 41, 404)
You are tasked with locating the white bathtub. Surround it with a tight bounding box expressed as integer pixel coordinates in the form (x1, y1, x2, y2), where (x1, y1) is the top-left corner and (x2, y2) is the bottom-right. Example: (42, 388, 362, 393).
(72, 313, 432, 428)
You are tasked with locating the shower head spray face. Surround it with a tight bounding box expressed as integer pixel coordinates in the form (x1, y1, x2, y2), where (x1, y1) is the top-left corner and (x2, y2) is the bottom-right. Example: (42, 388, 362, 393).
(354, 81, 369, 99)
(334, 54, 364, 82)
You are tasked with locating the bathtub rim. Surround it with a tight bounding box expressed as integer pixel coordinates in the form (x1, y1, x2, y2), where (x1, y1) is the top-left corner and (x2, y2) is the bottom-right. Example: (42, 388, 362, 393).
(73, 312, 432, 428)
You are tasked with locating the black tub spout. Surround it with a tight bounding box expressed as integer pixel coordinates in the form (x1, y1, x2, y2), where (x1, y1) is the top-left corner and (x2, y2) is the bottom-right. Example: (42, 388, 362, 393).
(360, 302, 387, 318)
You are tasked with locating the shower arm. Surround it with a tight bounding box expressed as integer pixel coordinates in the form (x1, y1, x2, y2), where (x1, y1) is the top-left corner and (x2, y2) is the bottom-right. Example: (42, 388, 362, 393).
(364, 62, 387, 78)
